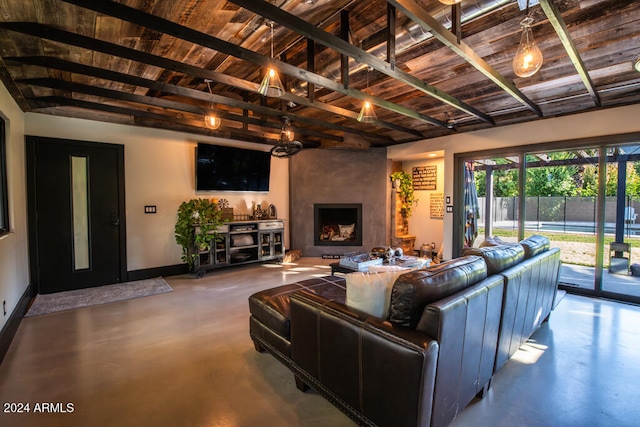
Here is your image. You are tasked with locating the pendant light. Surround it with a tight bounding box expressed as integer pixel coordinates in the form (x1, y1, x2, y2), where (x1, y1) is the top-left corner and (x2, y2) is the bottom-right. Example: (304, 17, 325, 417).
(357, 67, 377, 123)
(203, 79, 221, 130)
(512, 1, 543, 78)
(439, 0, 462, 5)
(258, 21, 285, 97)
(271, 116, 302, 158)
(634, 57, 640, 73)
(280, 116, 294, 142)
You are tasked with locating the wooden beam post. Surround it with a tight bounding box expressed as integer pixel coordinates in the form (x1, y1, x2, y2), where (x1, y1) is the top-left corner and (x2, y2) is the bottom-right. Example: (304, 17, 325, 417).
(306, 38, 315, 103)
(387, 4, 396, 70)
(340, 10, 350, 90)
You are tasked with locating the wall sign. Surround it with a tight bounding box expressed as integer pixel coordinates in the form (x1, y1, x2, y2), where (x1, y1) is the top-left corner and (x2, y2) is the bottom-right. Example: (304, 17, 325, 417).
(412, 165, 437, 190)
(430, 193, 444, 219)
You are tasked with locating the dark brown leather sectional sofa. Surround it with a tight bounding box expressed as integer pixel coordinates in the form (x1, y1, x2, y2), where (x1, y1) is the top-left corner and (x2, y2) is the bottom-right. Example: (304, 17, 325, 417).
(248, 235, 561, 427)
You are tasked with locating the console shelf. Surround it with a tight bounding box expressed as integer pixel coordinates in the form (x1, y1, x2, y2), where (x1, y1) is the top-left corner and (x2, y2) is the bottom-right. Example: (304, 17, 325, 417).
(193, 220, 284, 277)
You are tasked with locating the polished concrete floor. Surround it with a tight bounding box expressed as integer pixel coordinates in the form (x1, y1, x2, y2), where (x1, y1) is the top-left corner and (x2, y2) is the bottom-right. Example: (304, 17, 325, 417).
(1, 258, 639, 427)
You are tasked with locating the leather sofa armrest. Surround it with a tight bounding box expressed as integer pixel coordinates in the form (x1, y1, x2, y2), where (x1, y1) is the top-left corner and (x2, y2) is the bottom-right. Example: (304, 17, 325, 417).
(290, 289, 438, 427)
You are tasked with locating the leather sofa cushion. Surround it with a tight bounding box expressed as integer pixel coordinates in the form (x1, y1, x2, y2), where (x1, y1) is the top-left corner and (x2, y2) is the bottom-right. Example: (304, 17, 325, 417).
(389, 255, 487, 328)
(462, 244, 525, 276)
(248, 276, 346, 339)
(519, 234, 550, 259)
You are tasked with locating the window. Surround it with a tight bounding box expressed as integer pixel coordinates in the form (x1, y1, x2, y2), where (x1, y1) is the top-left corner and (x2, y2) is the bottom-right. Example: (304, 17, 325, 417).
(0, 117, 8, 235)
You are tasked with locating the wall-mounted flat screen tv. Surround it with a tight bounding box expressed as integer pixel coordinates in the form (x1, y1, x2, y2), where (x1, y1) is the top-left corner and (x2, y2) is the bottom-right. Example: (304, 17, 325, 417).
(196, 143, 271, 192)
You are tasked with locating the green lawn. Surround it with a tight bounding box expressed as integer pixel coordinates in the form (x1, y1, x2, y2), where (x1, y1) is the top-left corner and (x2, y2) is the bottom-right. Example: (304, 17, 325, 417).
(477, 227, 639, 267)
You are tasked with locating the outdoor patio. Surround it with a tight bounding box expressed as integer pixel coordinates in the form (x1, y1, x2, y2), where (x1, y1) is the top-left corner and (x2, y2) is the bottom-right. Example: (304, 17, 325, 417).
(560, 264, 640, 298)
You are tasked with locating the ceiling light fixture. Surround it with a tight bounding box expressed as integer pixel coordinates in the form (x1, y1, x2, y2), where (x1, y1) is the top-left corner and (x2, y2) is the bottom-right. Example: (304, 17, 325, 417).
(357, 66, 377, 123)
(280, 116, 295, 142)
(513, 1, 543, 78)
(203, 79, 221, 130)
(439, 0, 463, 5)
(271, 117, 303, 158)
(635, 57, 640, 73)
(258, 21, 285, 97)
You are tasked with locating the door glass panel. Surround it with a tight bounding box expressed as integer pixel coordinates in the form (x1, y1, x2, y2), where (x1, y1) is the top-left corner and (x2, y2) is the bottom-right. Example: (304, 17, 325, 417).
(523, 149, 598, 292)
(71, 156, 90, 270)
(474, 157, 520, 246)
(602, 144, 640, 299)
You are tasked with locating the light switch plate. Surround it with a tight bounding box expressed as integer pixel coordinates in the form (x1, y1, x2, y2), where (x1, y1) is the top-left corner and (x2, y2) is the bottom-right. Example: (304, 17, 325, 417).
(144, 205, 157, 214)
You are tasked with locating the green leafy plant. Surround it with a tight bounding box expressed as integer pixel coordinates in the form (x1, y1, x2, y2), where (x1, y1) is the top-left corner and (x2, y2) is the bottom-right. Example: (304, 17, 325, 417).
(390, 171, 418, 218)
(175, 198, 223, 269)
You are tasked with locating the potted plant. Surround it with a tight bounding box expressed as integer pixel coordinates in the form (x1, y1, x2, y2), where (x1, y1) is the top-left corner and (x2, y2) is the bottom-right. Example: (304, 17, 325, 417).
(175, 198, 223, 270)
(390, 171, 418, 218)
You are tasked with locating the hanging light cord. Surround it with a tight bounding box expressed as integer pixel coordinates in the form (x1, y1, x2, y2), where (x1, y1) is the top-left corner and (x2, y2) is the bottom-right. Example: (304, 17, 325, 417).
(270, 22, 274, 60)
(206, 80, 213, 109)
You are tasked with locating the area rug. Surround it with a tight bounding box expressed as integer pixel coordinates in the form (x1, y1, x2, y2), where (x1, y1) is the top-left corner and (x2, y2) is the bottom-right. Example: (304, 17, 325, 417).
(25, 277, 173, 317)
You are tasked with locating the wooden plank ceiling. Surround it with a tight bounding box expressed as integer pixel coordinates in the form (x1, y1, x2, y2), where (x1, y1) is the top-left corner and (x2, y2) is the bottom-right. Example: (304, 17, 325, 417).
(0, 0, 638, 149)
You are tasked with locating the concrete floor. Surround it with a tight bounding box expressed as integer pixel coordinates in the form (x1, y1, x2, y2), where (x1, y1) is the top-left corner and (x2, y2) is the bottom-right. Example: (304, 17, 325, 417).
(1, 258, 639, 427)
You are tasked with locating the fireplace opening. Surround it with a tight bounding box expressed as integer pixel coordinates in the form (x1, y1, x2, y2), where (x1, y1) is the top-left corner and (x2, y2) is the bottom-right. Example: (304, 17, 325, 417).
(314, 203, 362, 246)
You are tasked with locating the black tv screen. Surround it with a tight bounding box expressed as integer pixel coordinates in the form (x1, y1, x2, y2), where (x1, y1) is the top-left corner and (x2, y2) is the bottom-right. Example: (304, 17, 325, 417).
(196, 143, 271, 192)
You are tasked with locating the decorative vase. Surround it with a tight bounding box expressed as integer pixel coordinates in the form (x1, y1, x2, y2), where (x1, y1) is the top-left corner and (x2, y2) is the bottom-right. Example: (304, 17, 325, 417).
(253, 204, 263, 219)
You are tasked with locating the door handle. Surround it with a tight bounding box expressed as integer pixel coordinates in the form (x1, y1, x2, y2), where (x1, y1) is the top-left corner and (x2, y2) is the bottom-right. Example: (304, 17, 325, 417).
(110, 213, 120, 226)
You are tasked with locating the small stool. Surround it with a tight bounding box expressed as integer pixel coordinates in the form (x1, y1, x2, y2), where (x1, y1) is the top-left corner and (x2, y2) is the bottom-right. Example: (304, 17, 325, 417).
(609, 242, 631, 275)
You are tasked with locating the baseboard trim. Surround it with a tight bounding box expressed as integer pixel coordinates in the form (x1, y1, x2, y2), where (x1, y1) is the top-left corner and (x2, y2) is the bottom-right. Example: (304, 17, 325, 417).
(0, 284, 33, 365)
(127, 264, 189, 281)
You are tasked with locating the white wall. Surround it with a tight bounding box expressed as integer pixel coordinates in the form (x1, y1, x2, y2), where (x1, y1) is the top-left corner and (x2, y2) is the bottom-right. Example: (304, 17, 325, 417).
(388, 103, 640, 260)
(25, 114, 290, 271)
(0, 83, 28, 332)
(404, 157, 445, 256)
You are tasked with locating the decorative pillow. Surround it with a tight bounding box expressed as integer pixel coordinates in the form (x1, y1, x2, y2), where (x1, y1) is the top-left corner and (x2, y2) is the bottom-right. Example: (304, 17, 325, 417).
(338, 223, 355, 238)
(346, 270, 405, 319)
(231, 234, 254, 247)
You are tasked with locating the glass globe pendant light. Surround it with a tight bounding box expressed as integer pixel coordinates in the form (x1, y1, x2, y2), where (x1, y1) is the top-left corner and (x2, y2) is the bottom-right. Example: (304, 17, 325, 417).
(357, 67, 377, 123)
(513, 15, 543, 78)
(357, 100, 377, 123)
(258, 21, 285, 97)
(203, 79, 221, 130)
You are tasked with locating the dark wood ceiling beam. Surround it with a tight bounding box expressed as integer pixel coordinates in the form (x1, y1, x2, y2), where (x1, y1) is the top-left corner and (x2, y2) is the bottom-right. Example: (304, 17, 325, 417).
(452, 4, 462, 44)
(306, 39, 315, 102)
(57, 0, 444, 130)
(0, 24, 413, 140)
(19, 77, 278, 130)
(539, 0, 601, 107)
(340, 10, 350, 90)
(386, 0, 543, 117)
(229, 0, 493, 125)
(282, 93, 426, 138)
(27, 97, 279, 145)
(17, 77, 345, 143)
(387, 4, 396, 70)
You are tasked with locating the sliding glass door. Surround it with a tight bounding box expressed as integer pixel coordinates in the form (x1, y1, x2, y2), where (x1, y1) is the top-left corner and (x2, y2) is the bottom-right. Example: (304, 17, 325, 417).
(472, 157, 520, 246)
(455, 139, 640, 304)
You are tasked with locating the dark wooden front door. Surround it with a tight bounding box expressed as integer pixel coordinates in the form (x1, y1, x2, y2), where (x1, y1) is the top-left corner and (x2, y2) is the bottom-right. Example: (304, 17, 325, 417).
(27, 136, 126, 294)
